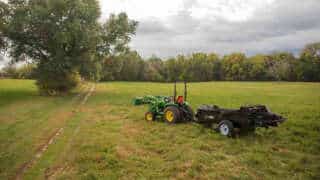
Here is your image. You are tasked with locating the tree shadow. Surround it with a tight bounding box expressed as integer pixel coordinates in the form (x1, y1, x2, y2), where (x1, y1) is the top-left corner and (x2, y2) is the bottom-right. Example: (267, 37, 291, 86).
(0, 89, 74, 108)
(0, 89, 39, 107)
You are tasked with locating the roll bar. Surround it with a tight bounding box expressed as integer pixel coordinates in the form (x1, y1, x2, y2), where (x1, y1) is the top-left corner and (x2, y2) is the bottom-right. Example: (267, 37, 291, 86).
(173, 81, 188, 103)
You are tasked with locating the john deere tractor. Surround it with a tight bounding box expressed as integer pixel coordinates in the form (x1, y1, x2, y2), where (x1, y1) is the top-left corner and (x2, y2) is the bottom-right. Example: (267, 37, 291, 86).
(133, 82, 194, 123)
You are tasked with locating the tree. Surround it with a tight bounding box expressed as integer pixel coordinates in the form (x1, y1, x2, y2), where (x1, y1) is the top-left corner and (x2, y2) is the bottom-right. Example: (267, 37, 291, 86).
(100, 57, 120, 81)
(188, 53, 210, 81)
(298, 42, 320, 81)
(143, 55, 165, 81)
(98, 13, 138, 57)
(269, 52, 297, 81)
(118, 51, 143, 81)
(222, 53, 248, 81)
(165, 57, 181, 82)
(301, 42, 320, 61)
(1, 0, 101, 94)
(98, 13, 138, 81)
(1, 1, 138, 95)
(207, 53, 222, 80)
(0, 1, 8, 51)
(248, 54, 268, 81)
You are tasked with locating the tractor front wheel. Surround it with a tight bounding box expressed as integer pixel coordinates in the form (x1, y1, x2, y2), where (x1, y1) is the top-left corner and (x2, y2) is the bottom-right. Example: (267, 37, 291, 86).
(145, 112, 155, 121)
(164, 106, 180, 124)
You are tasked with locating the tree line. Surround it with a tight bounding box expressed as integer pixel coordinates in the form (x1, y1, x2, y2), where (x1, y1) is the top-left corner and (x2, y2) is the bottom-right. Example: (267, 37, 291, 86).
(3, 42, 320, 82)
(99, 42, 320, 82)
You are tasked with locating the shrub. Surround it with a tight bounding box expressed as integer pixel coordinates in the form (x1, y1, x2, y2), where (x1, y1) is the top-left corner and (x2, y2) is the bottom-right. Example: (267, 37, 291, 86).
(36, 70, 81, 96)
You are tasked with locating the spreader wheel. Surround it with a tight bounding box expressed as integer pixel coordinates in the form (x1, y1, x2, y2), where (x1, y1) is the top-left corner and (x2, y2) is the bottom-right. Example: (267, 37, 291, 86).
(164, 106, 180, 124)
(218, 120, 234, 137)
(145, 112, 155, 121)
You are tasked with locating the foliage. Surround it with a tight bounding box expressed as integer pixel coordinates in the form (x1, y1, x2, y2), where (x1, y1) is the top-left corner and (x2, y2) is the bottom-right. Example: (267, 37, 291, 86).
(247, 55, 269, 80)
(0, 1, 8, 51)
(298, 42, 320, 81)
(269, 52, 297, 81)
(100, 51, 143, 81)
(143, 56, 166, 82)
(0, 0, 100, 94)
(0, 1, 138, 94)
(98, 13, 138, 57)
(35, 64, 81, 96)
(222, 53, 249, 81)
(100, 42, 320, 82)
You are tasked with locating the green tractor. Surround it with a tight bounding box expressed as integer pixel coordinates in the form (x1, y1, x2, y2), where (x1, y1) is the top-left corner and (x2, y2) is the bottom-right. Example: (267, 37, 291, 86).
(133, 82, 194, 123)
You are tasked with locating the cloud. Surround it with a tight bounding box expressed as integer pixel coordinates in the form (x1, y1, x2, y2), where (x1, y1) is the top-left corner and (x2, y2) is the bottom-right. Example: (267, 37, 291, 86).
(120, 0, 320, 57)
(2, 0, 320, 66)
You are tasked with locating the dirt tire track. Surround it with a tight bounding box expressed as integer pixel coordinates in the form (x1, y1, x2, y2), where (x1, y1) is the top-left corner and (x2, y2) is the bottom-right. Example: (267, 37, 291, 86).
(14, 128, 64, 180)
(81, 84, 95, 105)
(45, 84, 95, 180)
(13, 83, 96, 180)
(45, 84, 96, 180)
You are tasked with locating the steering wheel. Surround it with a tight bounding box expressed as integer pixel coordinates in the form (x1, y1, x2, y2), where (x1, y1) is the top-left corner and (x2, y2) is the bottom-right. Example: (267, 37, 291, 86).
(164, 96, 172, 103)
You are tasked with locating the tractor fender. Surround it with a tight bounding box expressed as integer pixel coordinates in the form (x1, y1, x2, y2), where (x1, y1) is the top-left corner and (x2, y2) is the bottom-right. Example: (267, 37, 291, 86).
(164, 104, 179, 108)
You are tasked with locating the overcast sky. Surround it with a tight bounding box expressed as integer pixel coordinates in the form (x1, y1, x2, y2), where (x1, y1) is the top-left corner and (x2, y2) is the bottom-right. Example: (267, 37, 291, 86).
(100, 0, 320, 58)
(1, 0, 320, 68)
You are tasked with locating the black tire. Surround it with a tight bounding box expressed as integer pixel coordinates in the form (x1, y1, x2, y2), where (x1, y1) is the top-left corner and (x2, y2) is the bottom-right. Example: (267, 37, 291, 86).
(218, 120, 234, 137)
(164, 106, 180, 124)
(145, 111, 155, 121)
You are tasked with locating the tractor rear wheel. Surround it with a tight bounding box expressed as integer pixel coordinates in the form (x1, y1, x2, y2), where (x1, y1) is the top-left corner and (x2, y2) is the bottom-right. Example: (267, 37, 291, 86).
(145, 112, 155, 121)
(164, 106, 180, 124)
(184, 105, 194, 121)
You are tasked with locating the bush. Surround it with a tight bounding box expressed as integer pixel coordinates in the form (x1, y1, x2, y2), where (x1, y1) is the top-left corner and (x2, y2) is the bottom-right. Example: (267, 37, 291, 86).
(36, 70, 81, 96)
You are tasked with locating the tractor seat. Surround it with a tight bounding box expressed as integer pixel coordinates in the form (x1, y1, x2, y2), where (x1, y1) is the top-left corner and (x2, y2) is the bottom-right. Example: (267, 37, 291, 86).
(176, 96, 184, 104)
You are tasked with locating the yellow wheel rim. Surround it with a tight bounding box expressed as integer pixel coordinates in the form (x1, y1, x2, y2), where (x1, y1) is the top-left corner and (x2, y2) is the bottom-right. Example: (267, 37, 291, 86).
(165, 111, 174, 122)
(146, 113, 153, 121)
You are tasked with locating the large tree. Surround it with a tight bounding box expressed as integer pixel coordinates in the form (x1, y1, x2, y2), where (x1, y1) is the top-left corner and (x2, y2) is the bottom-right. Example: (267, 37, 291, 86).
(0, 0, 101, 94)
(0, 0, 137, 95)
(298, 42, 320, 81)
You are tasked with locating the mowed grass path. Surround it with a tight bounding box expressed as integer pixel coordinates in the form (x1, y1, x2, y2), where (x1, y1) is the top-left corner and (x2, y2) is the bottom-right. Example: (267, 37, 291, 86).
(0, 80, 319, 179)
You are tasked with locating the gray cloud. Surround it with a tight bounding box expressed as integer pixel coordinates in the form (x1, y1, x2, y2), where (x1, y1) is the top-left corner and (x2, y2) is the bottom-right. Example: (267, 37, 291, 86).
(131, 0, 320, 58)
(137, 19, 170, 35)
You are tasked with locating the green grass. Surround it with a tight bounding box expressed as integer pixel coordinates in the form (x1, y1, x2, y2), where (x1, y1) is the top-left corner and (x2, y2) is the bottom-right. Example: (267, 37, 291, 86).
(0, 79, 319, 179)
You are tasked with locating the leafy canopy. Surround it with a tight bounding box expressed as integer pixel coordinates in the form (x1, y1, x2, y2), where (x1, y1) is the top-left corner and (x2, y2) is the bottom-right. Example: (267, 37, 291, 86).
(0, 0, 138, 94)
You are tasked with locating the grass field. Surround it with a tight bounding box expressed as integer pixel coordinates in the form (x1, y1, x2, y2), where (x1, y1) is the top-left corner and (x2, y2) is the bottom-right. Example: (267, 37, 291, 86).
(0, 79, 319, 179)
